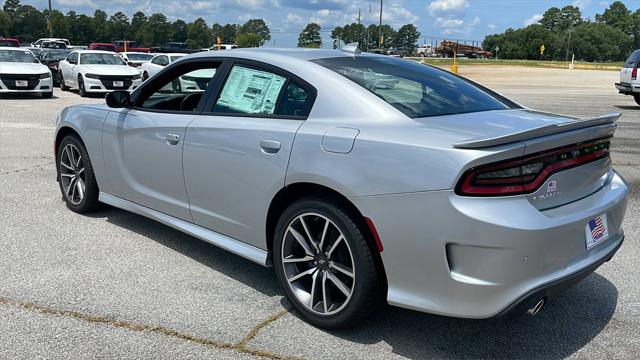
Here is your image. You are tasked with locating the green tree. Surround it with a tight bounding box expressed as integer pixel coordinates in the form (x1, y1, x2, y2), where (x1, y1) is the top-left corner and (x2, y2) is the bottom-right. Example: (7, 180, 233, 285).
(2, 0, 20, 15)
(138, 13, 171, 46)
(238, 19, 270, 46)
(236, 33, 262, 48)
(48, 9, 71, 39)
(0, 10, 12, 35)
(595, 1, 631, 31)
(107, 12, 130, 41)
(570, 22, 632, 61)
(558, 5, 583, 31)
(12, 5, 46, 43)
(297, 23, 322, 48)
(93, 10, 109, 42)
(219, 24, 239, 44)
(330, 26, 342, 49)
(171, 20, 188, 42)
(130, 11, 147, 41)
(540, 7, 562, 30)
(67, 12, 95, 45)
(632, 9, 640, 48)
(395, 24, 420, 52)
(186, 18, 212, 49)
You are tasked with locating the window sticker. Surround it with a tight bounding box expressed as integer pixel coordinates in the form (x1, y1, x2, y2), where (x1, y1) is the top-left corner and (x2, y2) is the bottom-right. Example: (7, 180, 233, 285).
(217, 66, 286, 114)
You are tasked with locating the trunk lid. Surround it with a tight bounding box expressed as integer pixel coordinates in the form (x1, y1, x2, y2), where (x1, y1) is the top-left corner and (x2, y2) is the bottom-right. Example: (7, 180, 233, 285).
(423, 109, 619, 209)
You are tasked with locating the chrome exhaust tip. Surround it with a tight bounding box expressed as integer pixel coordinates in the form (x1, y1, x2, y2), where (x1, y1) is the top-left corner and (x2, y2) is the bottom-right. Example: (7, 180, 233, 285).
(526, 298, 545, 316)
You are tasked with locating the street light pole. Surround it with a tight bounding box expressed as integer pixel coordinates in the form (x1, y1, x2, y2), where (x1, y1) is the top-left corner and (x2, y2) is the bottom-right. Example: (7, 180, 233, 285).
(48, 0, 53, 37)
(378, 0, 383, 48)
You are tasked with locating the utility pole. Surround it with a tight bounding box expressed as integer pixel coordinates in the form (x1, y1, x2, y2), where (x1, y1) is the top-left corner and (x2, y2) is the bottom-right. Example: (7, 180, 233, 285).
(47, 0, 53, 37)
(565, 24, 573, 62)
(378, 0, 383, 49)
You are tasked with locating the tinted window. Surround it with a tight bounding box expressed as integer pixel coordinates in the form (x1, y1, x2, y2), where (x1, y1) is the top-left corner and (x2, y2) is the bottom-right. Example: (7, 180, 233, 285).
(313, 56, 511, 118)
(139, 64, 219, 112)
(152, 55, 168, 65)
(42, 50, 70, 60)
(126, 53, 154, 61)
(0, 49, 39, 63)
(277, 82, 310, 116)
(214, 65, 287, 115)
(624, 50, 640, 68)
(80, 53, 126, 65)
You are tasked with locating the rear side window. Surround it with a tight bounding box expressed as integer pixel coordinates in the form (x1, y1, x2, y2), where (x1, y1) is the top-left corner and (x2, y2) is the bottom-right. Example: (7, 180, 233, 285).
(213, 65, 312, 117)
(624, 50, 640, 68)
(313, 56, 512, 118)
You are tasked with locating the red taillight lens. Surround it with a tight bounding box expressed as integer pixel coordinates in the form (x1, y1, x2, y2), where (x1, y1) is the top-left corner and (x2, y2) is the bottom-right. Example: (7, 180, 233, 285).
(632, 66, 638, 80)
(456, 139, 610, 196)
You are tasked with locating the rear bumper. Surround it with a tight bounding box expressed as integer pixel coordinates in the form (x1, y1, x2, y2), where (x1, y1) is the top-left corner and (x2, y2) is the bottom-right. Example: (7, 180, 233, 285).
(615, 82, 639, 95)
(494, 234, 623, 317)
(352, 170, 629, 318)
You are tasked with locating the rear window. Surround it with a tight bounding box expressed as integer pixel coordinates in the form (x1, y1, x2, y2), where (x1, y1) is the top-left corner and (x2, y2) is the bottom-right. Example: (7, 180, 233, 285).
(624, 50, 640, 68)
(312, 56, 512, 118)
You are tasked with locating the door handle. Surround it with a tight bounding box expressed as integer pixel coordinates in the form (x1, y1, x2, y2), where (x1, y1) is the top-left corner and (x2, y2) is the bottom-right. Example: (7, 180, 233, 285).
(260, 140, 281, 154)
(165, 133, 180, 145)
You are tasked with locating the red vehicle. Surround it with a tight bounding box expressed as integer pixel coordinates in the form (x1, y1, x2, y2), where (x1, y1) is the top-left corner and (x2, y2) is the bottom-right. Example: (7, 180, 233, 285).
(112, 41, 150, 53)
(88, 43, 117, 52)
(0, 37, 20, 47)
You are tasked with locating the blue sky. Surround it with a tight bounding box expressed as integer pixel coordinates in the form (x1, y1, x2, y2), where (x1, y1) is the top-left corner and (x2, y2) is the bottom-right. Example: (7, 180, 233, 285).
(12, 0, 640, 47)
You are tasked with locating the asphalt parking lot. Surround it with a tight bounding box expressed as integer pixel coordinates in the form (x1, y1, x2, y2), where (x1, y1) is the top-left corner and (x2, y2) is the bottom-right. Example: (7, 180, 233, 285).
(1, 65, 639, 359)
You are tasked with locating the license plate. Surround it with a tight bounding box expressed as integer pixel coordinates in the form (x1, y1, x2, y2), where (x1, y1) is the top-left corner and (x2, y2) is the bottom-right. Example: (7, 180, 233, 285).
(113, 81, 124, 87)
(15, 80, 28, 87)
(585, 214, 609, 249)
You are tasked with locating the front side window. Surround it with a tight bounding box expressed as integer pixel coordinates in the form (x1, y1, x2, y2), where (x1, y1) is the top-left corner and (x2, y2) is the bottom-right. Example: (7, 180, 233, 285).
(214, 65, 287, 115)
(80, 53, 126, 65)
(152, 55, 168, 66)
(313, 56, 512, 118)
(138, 63, 219, 112)
(0, 49, 39, 63)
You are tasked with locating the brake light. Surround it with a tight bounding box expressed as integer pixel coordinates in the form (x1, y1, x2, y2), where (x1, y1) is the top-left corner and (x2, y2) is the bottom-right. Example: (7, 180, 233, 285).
(632, 66, 637, 80)
(456, 139, 610, 196)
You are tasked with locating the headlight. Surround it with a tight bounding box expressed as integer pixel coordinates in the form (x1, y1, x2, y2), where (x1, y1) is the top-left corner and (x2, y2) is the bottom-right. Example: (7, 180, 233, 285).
(132, 73, 141, 80)
(38, 72, 51, 79)
(85, 73, 100, 79)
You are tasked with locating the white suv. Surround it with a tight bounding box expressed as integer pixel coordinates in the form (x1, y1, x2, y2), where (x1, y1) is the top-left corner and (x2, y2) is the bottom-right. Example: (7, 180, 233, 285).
(615, 49, 640, 105)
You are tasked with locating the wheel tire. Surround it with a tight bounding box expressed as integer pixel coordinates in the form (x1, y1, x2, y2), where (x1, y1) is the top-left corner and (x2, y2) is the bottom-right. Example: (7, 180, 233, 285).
(42, 91, 53, 98)
(273, 198, 381, 329)
(634, 94, 640, 106)
(56, 135, 100, 213)
(59, 72, 69, 91)
(78, 75, 87, 97)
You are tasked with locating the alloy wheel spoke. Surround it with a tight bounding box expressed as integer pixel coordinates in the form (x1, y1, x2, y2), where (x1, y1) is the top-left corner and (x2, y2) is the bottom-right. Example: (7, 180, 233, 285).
(326, 271, 351, 297)
(322, 271, 329, 313)
(75, 153, 82, 168)
(330, 261, 354, 278)
(327, 235, 344, 259)
(309, 269, 319, 308)
(318, 219, 330, 252)
(76, 178, 85, 200)
(66, 146, 76, 169)
(283, 255, 314, 264)
(77, 167, 85, 176)
(299, 217, 320, 253)
(60, 173, 75, 178)
(60, 161, 74, 171)
(288, 227, 314, 256)
(287, 267, 316, 284)
(66, 177, 76, 197)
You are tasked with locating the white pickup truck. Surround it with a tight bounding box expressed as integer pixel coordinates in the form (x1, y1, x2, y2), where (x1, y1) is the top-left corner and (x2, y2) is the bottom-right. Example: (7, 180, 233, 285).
(615, 49, 640, 105)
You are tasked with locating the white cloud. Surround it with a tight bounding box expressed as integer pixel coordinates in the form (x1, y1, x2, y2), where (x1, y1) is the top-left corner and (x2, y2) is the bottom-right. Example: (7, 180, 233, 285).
(572, 0, 592, 9)
(309, 9, 354, 28)
(57, 0, 97, 6)
(436, 16, 479, 35)
(523, 14, 543, 26)
(372, 5, 419, 25)
(487, 24, 497, 30)
(427, 0, 469, 17)
(285, 12, 305, 25)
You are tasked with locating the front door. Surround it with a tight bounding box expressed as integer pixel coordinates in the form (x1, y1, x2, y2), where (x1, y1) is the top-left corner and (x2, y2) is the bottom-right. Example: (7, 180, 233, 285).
(183, 62, 316, 248)
(101, 60, 223, 221)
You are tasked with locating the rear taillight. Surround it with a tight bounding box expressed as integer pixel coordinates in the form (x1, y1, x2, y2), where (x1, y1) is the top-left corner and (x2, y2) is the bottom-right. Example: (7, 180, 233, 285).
(632, 66, 637, 80)
(456, 139, 610, 196)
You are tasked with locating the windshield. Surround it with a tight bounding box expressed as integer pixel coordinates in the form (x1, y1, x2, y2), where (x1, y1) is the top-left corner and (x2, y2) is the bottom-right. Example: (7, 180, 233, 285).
(0, 49, 39, 63)
(170, 55, 183, 62)
(126, 53, 154, 61)
(80, 53, 126, 65)
(313, 56, 512, 118)
(42, 50, 70, 60)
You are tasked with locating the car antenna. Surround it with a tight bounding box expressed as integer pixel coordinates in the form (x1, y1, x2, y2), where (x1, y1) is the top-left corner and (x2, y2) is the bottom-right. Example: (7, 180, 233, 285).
(341, 42, 361, 56)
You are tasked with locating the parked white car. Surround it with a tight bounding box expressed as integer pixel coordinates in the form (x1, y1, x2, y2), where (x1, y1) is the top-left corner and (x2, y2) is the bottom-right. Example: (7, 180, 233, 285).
(615, 49, 640, 105)
(58, 50, 143, 97)
(119, 52, 154, 68)
(140, 53, 186, 80)
(0, 47, 53, 98)
(31, 38, 70, 48)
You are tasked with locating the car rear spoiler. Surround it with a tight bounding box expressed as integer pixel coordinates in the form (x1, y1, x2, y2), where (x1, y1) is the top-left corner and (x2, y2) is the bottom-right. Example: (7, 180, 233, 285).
(453, 112, 621, 149)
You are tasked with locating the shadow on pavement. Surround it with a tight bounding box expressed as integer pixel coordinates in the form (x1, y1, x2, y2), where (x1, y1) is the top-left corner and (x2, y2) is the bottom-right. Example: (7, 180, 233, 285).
(320, 273, 617, 359)
(93, 207, 282, 297)
(0, 93, 58, 100)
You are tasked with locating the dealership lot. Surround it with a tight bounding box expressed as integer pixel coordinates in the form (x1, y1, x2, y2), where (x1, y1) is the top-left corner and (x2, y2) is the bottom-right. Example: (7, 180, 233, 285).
(1, 65, 639, 359)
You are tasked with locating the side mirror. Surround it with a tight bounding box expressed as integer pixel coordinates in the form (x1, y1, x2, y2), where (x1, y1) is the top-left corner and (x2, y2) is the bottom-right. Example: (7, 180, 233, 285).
(105, 91, 131, 108)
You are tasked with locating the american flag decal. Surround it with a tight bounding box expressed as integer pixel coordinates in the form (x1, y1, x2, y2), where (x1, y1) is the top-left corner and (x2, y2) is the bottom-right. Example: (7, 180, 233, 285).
(588, 216, 607, 241)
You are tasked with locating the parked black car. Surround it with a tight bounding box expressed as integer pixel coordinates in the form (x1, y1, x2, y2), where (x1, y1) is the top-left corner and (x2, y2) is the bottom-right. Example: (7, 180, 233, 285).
(39, 49, 71, 86)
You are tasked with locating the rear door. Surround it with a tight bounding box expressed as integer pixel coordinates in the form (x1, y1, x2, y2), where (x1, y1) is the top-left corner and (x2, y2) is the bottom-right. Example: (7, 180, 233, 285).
(101, 59, 223, 221)
(183, 61, 316, 248)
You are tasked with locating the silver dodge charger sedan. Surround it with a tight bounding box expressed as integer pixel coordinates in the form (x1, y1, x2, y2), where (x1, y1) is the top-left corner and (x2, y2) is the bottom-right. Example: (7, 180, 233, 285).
(54, 47, 629, 329)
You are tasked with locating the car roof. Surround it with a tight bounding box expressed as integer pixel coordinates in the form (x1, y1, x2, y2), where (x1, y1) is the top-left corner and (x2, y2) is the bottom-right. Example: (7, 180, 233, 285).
(74, 50, 118, 54)
(0, 46, 30, 51)
(188, 47, 376, 62)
